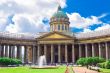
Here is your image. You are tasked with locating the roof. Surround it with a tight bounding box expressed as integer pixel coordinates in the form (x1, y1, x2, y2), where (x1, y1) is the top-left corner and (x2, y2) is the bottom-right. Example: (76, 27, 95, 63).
(52, 6, 68, 18)
(0, 32, 36, 40)
(75, 29, 110, 39)
(0, 29, 110, 40)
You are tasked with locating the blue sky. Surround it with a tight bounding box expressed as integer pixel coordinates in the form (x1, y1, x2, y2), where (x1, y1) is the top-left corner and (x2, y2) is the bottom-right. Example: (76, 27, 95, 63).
(63, 0, 110, 33)
(0, 0, 110, 33)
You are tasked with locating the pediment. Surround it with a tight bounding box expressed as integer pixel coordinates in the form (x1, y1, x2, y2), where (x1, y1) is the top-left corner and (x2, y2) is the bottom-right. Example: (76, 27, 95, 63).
(37, 32, 74, 40)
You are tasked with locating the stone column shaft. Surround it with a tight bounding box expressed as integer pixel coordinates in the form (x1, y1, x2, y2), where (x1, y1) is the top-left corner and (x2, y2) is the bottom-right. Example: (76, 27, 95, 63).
(79, 44, 81, 58)
(92, 43, 95, 57)
(37, 45, 40, 62)
(44, 44, 47, 57)
(65, 44, 68, 63)
(105, 42, 108, 60)
(99, 43, 101, 58)
(51, 44, 53, 63)
(58, 44, 61, 63)
(9, 45, 11, 58)
(24, 46, 28, 63)
(1, 45, 4, 57)
(72, 44, 75, 63)
(17, 46, 21, 59)
(32, 46, 36, 64)
(0, 45, 2, 57)
(12, 46, 15, 58)
(5, 45, 8, 57)
(85, 44, 88, 58)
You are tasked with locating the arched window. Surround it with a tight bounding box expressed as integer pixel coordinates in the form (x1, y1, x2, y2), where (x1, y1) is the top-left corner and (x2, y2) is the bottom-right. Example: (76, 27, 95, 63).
(58, 24, 60, 30)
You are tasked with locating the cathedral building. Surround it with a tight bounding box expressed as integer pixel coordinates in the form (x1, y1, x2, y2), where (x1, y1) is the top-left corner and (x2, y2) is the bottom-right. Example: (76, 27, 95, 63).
(0, 6, 110, 64)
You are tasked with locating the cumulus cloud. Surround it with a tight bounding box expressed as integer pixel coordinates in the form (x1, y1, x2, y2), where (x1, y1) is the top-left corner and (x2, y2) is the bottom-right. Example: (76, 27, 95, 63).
(83, 28, 93, 33)
(67, 13, 105, 28)
(94, 23, 110, 31)
(0, 0, 66, 33)
(0, 0, 109, 34)
(6, 14, 49, 33)
(81, 23, 110, 33)
(0, 11, 9, 31)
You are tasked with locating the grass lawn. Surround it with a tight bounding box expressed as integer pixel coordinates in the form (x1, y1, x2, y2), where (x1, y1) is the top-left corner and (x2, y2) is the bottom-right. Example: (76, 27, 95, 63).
(99, 68, 110, 73)
(0, 66, 73, 73)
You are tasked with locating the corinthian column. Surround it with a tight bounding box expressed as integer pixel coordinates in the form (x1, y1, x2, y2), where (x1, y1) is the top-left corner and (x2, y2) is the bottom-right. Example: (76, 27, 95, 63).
(79, 44, 81, 58)
(44, 44, 47, 62)
(85, 44, 88, 58)
(37, 44, 40, 62)
(5, 45, 8, 57)
(32, 46, 36, 64)
(44, 44, 47, 57)
(72, 44, 75, 63)
(0, 45, 2, 57)
(65, 44, 68, 63)
(58, 44, 61, 63)
(99, 43, 101, 58)
(105, 42, 108, 60)
(51, 44, 53, 63)
(92, 43, 95, 57)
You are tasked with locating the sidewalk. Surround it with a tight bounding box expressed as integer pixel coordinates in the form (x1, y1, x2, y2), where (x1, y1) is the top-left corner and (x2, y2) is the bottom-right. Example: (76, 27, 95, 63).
(73, 67, 99, 73)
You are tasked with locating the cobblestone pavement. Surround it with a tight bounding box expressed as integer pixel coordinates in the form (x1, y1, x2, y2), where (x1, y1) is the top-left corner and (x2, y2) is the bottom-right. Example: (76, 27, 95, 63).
(73, 67, 99, 73)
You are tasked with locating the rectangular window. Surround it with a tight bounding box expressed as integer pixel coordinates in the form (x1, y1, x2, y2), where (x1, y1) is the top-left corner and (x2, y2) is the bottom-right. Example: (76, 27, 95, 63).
(58, 25, 60, 30)
(65, 25, 67, 30)
(62, 25, 64, 30)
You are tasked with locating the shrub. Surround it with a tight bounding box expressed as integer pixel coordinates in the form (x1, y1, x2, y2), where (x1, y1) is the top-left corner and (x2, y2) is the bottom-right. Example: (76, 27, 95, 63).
(0, 57, 22, 66)
(92, 57, 105, 65)
(76, 57, 105, 66)
(97, 60, 110, 69)
(97, 62, 105, 68)
(76, 58, 86, 66)
(85, 57, 93, 66)
(105, 60, 110, 69)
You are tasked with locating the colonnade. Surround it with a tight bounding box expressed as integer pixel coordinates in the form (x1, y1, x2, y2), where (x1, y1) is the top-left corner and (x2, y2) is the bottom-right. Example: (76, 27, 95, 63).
(0, 42, 110, 64)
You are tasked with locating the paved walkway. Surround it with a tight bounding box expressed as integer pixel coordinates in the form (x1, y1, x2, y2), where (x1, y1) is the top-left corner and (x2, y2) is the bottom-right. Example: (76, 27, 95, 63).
(73, 67, 99, 73)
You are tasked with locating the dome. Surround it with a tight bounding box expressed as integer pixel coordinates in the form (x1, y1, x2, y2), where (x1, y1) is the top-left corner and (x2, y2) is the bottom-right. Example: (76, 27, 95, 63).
(52, 6, 68, 18)
(52, 11, 68, 18)
(50, 6, 70, 32)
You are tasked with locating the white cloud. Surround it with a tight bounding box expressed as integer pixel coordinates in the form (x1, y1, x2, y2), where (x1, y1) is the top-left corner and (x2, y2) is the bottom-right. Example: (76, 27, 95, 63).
(0, 0, 66, 33)
(6, 14, 49, 33)
(82, 23, 110, 33)
(0, 11, 10, 31)
(95, 24, 110, 31)
(83, 28, 93, 33)
(67, 13, 104, 28)
(0, 0, 109, 34)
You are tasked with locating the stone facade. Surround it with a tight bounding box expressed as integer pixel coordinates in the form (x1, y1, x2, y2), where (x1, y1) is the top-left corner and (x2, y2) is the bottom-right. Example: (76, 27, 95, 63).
(0, 6, 110, 64)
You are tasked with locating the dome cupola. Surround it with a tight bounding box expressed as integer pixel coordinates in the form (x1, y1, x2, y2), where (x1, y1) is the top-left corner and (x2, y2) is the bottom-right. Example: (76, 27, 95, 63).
(50, 6, 70, 32)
